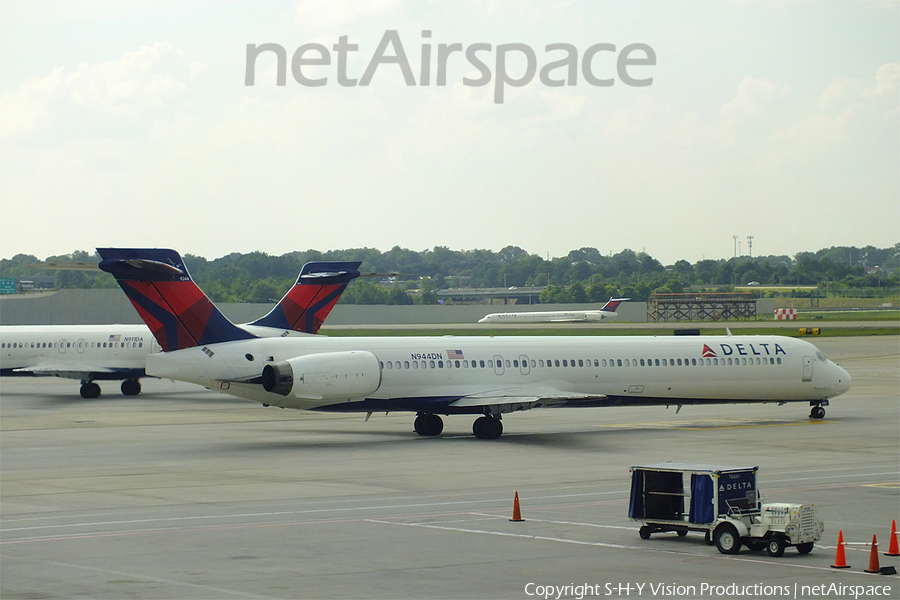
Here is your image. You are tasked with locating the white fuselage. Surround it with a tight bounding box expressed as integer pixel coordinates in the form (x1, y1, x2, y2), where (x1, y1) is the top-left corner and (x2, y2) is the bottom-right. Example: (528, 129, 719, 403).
(478, 310, 614, 323)
(0, 324, 157, 377)
(146, 334, 851, 413)
(0, 323, 315, 381)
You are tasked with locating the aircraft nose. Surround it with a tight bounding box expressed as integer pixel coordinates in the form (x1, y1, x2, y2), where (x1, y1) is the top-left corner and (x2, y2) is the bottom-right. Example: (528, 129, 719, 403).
(833, 364, 851, 396)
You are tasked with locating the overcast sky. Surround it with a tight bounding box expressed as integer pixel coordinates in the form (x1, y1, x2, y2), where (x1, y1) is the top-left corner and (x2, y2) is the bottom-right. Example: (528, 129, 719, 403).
(1, 0, 897, 265)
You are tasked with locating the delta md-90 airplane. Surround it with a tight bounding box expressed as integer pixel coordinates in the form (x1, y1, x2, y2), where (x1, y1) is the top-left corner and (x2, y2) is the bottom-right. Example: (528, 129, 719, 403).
(96, 248, 851, 440)
(478, 298, 628, 324)
(0, 260, 362, 398)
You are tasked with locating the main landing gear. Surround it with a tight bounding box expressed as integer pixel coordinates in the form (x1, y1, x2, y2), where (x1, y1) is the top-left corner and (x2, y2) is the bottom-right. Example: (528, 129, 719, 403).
(412, 413, 504, 439)
(120, 378, 142, 396)
(414, 413, 444, 437)
(78, 379, 142, 399)
(472, 415, 503, 440)
(80, 381, 101, 399)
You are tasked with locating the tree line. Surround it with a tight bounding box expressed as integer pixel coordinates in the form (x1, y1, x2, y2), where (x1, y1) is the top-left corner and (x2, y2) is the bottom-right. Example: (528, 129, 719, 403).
(1, 244, 897, 304)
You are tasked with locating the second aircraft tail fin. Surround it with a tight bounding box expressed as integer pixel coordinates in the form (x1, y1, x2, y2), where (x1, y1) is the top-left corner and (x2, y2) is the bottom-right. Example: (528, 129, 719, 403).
(249, 261, 361, 334)
(601, 298, 630, 313)
(97, 248, 256, 352)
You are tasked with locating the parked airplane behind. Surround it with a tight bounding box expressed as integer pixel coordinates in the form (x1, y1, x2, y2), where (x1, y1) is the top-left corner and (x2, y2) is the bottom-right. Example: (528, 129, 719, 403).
(478, 298, 629, 324)
(99, 248, 851, 439)
(0, 253, 361, 398)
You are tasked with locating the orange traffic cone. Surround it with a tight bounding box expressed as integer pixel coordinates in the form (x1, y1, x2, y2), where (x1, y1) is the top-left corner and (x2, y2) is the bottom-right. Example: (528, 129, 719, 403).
(510, 491, 524, 522)
(864, 535, 881, 574)
(831, 530, 850, 569)
(886, 520, 899, 557)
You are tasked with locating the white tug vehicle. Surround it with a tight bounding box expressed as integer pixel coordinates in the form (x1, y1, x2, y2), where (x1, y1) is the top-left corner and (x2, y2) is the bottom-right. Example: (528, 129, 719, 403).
(629, 463, 824, 556)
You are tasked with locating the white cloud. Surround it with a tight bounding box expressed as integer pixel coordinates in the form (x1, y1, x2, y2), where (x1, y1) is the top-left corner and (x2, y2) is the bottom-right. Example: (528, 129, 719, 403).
(768, 63, 899, 163)
(861, 62, 899, 100)
(0, 42, 202, 139)
(719, 76, 787, 124)
(294, 0, 402, 30)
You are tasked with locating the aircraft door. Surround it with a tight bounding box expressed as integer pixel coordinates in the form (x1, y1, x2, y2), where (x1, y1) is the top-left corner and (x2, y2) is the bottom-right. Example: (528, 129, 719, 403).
(802, 356, 813, 382)
(519, 355, 530, 375)
(493, 355, 505, 376)
(58, 339, 67, 354)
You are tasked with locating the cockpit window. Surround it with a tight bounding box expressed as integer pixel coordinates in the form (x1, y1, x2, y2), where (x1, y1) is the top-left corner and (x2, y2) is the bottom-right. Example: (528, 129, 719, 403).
(816, 351, 826, 363)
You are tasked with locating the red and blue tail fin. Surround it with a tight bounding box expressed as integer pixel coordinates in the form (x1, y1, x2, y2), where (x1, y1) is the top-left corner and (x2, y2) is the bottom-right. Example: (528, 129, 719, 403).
(249, 261, 361, 334)
(97, 248, 256, 351)
(601, 298, 630, 312)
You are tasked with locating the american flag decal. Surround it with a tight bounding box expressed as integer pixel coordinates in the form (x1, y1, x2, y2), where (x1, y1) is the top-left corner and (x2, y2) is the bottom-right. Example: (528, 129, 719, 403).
(447, 349, 465, 360)
(108, 335, 121, 342)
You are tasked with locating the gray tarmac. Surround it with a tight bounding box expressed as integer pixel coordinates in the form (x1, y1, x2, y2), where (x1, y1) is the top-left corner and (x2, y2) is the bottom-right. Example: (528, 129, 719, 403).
(1, 336, 898, 600)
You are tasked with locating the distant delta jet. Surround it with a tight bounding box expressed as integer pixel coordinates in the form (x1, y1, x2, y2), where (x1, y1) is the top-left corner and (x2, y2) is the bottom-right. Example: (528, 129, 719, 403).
(98, 247, 850, 440)
(0, 258, 361, 398)
(478, 298, 629, 324)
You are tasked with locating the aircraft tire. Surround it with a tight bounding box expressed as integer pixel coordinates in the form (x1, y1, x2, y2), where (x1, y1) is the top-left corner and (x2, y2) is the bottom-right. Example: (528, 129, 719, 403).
(414, 413, 443, 436)
(80, 382, 101, 399)
(810, 406, 825, 419)
(639, 526, 651, 540)
(121, 379, 141, 396)
(473, 416, 503, 440)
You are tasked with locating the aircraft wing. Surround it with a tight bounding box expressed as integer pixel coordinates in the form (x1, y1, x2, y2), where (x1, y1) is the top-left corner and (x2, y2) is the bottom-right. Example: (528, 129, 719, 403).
(450, 387, 607, 408)
(15, 362, 120, 375)
(548, 317, 585, 323)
